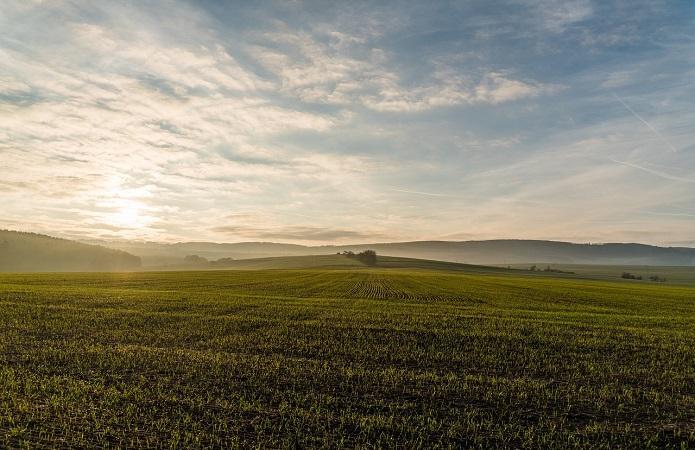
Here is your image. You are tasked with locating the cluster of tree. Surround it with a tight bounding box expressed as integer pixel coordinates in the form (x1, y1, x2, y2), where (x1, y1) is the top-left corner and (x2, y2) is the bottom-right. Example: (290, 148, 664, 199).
(184, 255, 235, 266)
(649, 275, 666, 282)
(340, 250, 378, 266)
(621, 272, 642, 280)
(621, 272, 667, 282)
(184, 255, 208, 264)
(528, 265, 574, 274)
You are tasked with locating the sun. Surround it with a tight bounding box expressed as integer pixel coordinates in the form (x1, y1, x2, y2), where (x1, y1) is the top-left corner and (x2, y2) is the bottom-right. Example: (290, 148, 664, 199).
(113, 204, 140, 228)
(107, 199, 149, 229)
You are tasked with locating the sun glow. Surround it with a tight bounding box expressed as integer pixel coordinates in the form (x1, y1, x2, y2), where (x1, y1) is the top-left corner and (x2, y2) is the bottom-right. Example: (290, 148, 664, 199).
(97, 179, 157, 233)
(95, 195, 160, 239)
(111, 199, 146, 229)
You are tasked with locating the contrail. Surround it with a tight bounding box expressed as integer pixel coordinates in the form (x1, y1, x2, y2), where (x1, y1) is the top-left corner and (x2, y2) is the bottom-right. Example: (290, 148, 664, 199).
(612, 92, 677, 152)
(645, 211, 695, 218)
(610, 158, 695, 183)
(389, 188, 458, 198)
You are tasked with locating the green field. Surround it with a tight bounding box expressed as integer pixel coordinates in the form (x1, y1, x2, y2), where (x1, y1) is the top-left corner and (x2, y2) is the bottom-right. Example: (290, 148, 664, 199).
(1, 265, 694, 447)
(502, 263, 695, 286)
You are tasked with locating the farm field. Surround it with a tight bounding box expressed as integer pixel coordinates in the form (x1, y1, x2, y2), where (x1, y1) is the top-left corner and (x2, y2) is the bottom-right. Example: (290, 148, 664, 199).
(503, 263, 695, 286)
(0, 268, 694, 448)
(149, 254, 695, 286)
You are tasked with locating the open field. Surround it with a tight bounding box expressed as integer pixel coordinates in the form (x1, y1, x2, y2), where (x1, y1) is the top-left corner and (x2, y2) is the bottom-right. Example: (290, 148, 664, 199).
(150, 254, 695, 287)
(0, 268, 694, 448)
(502, 263, 695, 286)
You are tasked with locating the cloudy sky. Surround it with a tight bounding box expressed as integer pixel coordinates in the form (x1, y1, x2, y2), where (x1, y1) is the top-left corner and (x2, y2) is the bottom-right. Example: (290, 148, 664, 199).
(1, 1, 694, 245)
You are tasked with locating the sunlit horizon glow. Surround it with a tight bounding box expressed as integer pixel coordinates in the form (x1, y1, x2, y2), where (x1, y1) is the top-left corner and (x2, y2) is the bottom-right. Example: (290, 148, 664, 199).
(1, 1, 694, 246)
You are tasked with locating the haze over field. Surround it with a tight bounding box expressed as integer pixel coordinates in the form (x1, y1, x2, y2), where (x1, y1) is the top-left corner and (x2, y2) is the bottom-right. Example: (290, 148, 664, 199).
(2, 1, 694, 247)
(3, 230, 695, 272)
(100, 236, 695, 267)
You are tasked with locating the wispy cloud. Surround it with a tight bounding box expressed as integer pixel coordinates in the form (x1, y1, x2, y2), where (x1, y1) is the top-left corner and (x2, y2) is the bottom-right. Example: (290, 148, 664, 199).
(213, 225, 380, 241)
(1, 0, 694, 245)
(531, 0, 593, 32)
(645, 211, 695, 218)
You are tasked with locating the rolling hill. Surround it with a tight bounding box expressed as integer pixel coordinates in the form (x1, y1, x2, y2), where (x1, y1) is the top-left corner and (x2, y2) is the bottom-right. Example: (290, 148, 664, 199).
(0, 230, 141, 272)
(5, 230, 695, 270)
(144, 253, 522, 274)
(97, 239, 695, 267)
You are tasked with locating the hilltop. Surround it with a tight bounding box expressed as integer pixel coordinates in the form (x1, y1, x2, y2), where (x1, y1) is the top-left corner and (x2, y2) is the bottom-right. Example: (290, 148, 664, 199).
(0, 230, 141, 272)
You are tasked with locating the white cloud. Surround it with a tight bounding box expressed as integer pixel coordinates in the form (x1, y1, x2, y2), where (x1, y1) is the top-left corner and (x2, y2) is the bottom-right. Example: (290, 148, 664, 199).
(473, 73, 540, 104)
(72, 23, 271, 94)
(360, 71, 554, 112)
(251, 27, 553, 112)
(528, 0, 593, 32)
(0, 76, 31, 95)
(601, 71, 636, 89)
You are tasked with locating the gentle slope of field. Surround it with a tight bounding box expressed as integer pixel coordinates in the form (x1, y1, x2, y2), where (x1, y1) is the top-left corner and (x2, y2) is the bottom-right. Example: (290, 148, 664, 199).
(0, 268, 693, 447)
(151, 253, 524, 273)
(156, 254, 695, 287)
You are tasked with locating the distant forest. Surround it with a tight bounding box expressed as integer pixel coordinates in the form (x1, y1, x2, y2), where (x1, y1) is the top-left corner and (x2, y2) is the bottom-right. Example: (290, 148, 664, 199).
(0, 230, 141, 272)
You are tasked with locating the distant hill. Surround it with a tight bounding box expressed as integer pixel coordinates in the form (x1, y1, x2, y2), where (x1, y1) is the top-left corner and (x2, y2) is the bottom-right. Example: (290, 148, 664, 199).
(142, 253, 521, 274)
(0, 230, 141, 272)
(330, 240, 695, 266)
(96, 238, 695, 267)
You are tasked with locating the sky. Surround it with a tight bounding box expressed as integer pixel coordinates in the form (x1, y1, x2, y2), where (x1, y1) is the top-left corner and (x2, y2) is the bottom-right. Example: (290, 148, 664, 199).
(1, 0, 694, 245)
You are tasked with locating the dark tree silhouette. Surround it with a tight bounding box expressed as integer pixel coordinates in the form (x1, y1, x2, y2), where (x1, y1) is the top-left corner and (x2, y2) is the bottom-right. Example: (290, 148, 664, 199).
(621, 272, 642, 280)
(342, 250, 377, 266)
(356, 250, 377, 266)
